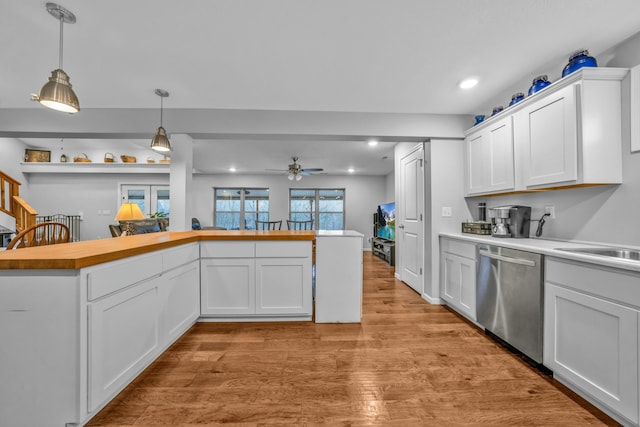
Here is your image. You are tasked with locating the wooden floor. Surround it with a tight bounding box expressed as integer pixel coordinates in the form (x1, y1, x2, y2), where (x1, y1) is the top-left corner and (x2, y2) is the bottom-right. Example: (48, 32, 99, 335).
(88, 253, 619, 426)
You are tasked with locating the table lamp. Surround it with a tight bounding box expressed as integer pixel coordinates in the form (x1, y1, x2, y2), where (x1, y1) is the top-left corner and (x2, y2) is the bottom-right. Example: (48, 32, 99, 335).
(114, 203, 146, 236)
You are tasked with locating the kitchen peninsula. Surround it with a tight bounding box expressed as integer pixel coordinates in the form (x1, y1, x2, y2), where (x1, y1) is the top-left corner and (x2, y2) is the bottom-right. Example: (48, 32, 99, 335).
(0, 230, 361, 427)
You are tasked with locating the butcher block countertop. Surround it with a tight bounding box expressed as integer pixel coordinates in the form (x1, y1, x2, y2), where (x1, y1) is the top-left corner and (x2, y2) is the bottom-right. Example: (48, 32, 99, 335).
(0, 230, 315, 270)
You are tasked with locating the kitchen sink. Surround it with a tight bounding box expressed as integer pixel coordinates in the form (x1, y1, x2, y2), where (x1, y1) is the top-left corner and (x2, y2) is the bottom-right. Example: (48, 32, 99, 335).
(556, 247, 640, 261)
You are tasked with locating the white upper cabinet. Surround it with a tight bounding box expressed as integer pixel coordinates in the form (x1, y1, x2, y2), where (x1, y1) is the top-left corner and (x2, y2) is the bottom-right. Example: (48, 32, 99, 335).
(465, 115, 515, 195)
(516, 84, 578, 187)
(464, 68, 627, 196)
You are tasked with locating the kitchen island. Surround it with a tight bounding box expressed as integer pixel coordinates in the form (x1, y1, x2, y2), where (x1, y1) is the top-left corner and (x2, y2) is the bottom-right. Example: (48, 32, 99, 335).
(0, 230, 333, 427)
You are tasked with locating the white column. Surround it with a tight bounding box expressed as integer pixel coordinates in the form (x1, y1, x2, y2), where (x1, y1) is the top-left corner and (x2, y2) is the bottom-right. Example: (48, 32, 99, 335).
(168, 134, 193, 231)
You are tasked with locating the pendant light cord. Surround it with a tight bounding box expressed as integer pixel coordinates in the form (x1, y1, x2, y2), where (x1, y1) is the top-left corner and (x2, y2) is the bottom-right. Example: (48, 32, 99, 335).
(58, 14, 64, 69)
(160, 96, 164, 127)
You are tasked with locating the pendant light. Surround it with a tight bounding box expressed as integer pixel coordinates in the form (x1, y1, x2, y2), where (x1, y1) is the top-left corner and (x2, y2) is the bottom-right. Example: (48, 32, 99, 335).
(150, 89, 172, 152)
(33, 3, 80, 114)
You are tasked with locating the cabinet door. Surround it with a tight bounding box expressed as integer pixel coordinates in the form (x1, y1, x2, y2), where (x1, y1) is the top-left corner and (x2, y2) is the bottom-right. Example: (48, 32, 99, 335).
(88, 276, 162, 412)
(441, 252, 476, 320)
(518, 84, 578, 188)
(466, 116, 514, 195)
(164, 261, 200, 342)
(544, 283, 638, 423)
(201, 258, 255, 315)
(466, 131, 491, 194)
(255, 258, 312, 315)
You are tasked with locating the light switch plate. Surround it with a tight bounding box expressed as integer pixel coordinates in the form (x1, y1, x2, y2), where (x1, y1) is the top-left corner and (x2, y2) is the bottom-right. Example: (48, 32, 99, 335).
(442, 207, 452, 217)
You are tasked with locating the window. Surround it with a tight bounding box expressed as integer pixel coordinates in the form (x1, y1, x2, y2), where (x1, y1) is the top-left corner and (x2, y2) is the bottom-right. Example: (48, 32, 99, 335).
(214, 188, 269, 230)
(289, 188, 345, 230)
(120, 185, 170, 217)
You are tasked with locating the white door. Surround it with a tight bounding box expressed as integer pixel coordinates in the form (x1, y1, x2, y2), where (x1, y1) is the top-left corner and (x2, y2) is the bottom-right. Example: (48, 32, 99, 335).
(399, 147, 423, 294)
(120, 185, 170, 217)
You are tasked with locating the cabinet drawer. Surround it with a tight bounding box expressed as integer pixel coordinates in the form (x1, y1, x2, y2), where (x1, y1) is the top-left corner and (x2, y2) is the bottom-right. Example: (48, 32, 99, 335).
(256, 241, 311, 258)
(162, 243, 199, 271)
(200, 242, 255, 258)
(440, 238, 476, 260)
(87, 253, 162, 301)
(546, 258, 640, 308)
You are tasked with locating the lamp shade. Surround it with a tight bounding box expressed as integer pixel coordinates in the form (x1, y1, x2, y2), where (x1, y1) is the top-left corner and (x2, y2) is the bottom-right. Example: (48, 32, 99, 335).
(114, 203, 146, 221)
(37, 68, 80, 113)
(151, 126, 172, 152)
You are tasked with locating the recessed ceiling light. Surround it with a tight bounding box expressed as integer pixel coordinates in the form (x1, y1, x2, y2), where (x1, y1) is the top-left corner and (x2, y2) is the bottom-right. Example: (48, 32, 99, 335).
(458, 78, 479, 89)
(367, 140, 378, 146)
(348, 168, 355, 173)
(229, 167, 237, 172)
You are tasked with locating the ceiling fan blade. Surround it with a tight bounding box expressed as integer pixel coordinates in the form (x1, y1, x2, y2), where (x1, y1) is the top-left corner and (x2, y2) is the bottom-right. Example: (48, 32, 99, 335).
(265, 168, 288, 172)
(301, 168, 324, 172)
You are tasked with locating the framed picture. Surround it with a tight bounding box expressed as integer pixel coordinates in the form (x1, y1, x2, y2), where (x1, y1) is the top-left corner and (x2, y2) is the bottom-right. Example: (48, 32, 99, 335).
(24, 149, 51, 163)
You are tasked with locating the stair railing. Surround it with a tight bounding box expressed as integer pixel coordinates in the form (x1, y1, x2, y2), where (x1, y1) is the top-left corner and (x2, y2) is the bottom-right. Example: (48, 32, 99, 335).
(13, 196, 38, 232)
(0, 171, 37, 232)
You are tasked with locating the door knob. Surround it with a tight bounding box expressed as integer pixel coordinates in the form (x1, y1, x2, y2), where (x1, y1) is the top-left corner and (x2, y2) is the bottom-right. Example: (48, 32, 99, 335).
(398, 224, 405, 229)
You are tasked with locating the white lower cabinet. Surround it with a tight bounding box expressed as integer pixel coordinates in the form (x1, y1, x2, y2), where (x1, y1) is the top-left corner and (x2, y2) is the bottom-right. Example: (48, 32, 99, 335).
(440, 237, 477, 321)
(201, 258, 256, 315)
(200, 241, 312, 319)
(255, 258, 312, 315)
(164, 261, 201, 342)
(544, 258, 640, 425)
(88, 275, 163, 412)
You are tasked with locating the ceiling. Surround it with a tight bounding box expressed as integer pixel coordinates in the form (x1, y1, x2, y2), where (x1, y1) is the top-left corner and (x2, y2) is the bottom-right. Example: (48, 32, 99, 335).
(4, 0, 640, 175)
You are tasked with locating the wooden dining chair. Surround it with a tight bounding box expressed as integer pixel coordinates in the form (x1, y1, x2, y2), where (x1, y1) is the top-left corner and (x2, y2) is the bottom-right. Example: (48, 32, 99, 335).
(256, 220, 282, 230)
(6, 222, 71, 249)
(286, 220, 313, 230)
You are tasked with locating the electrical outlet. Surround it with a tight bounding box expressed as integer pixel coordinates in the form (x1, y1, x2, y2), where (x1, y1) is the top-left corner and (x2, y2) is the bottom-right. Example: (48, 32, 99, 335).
(544, 205, 555, 219)
(442, 206, 452, 217)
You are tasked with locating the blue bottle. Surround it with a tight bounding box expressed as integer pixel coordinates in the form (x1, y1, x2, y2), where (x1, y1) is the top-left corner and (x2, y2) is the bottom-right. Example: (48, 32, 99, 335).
(528, 75, 551, 96)
(562, 49, 597, 77)
(509, 92, 525, 106)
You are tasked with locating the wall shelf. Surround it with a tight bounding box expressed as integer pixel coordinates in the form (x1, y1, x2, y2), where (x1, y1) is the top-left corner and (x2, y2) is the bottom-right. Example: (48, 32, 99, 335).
(21, 162, 170, 174)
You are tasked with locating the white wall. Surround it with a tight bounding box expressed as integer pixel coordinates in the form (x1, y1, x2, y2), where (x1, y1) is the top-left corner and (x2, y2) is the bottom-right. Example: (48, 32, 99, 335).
(192, 173, 384, 248)
(384, 171, 394, 203)
(469, 32, 640, 247)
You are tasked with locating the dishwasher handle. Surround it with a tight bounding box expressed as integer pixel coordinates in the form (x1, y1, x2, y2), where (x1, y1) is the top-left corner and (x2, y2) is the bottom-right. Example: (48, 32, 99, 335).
(478, 249, 537, 267)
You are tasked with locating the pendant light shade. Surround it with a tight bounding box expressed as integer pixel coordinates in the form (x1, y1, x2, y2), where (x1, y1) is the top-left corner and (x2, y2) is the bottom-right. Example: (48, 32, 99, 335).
(151, 89, 172, 152)
(33, 3, 80, 114)
(151, 126, 171, 152)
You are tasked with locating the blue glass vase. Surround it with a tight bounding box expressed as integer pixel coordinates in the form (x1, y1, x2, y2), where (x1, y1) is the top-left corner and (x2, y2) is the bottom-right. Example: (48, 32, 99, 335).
(474, 115, 485, 125)
(562, 49, 597, 77)
(491, 106, 503, 116)
(509, 92, 525, 106)
(528, 75, 551, 96)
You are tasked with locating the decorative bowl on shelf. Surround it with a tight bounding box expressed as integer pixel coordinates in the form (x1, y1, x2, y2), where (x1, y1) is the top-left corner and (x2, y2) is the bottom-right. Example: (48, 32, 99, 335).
(562, 49, 597, 77)
(491, 106, 504, 116)
(528, 75, 551, 96)
(120, 155, 137, 163)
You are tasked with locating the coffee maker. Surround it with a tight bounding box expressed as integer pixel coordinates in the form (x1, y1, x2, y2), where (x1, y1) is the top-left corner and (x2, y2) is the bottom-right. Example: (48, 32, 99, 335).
(488, 205, 531, 238)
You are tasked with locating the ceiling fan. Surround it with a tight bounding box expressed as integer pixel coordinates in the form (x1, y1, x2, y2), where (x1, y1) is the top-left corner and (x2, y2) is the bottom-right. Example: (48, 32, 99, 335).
(266, 156, 324, 181)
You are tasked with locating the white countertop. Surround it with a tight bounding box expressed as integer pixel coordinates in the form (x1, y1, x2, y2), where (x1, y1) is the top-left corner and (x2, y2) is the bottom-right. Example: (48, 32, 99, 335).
(440, 232, 640, 273)
(316, 230, 364, 238)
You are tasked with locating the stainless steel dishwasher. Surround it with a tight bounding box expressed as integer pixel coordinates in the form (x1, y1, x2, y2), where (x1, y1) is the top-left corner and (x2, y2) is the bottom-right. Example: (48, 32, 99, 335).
(476, 244, 544, 363)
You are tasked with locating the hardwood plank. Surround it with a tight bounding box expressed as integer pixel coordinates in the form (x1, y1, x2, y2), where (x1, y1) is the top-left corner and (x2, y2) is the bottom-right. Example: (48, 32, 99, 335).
(86, 252, 620, 426)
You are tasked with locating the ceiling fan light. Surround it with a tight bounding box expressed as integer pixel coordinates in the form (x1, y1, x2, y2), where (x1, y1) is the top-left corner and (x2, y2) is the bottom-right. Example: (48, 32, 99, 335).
(37, 69, 80, 113)
(150, 126, 172, 152)
(288, 173, 295, 181)
(295, 174, 302, 181)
